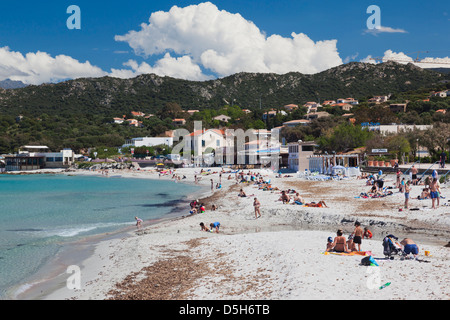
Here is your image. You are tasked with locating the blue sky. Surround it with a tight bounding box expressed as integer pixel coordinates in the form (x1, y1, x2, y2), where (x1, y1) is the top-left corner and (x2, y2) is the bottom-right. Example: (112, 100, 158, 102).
(0, 0, 449, 84)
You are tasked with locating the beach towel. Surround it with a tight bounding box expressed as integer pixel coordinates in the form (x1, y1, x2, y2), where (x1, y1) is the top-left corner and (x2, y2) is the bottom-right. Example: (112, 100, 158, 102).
(322, 251, 372, 257)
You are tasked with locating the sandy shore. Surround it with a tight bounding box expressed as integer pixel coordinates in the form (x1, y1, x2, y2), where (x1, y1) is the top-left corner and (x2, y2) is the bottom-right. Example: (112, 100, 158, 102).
(20, 166, 449, 300)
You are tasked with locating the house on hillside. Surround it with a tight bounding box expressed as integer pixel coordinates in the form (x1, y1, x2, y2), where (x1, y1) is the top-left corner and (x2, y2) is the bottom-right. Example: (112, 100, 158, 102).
(214, 114, 231, 123)
(368, 96, 389, 104)
(113, 117, 125, 124)
(284, 104, 299, 112)
(322, 100, 336, 106)
(172, 118, 186, 126)
(187, 110, 200, 115)
(389, 103, 407, 113)
(304, 111, 330, 120)
(331, 103, 353, 111)
(282, 119, 311, 127)
(131, 111, 145, 117)
(337, 98, 359, 105)
(128, 119, 144, 127)
(262, 109, 287, 120)
(431, 91, 448, 98)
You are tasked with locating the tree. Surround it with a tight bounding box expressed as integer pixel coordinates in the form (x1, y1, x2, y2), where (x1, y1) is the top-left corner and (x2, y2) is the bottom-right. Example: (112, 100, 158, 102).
(318, 123, 373, 153)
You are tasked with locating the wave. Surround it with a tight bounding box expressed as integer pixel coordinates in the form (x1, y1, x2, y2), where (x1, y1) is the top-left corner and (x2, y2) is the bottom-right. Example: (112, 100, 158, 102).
(38, 222, 134, 238)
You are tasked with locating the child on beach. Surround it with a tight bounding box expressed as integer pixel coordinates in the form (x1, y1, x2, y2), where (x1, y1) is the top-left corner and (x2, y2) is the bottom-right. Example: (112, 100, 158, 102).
(326, 237, 333, 251)
(363, 227, 373, 239)
(135, 217, 143, 230)
(199, 222, 210, 232)
(351, 221, 364, 251)
(210, 222, 220, 233)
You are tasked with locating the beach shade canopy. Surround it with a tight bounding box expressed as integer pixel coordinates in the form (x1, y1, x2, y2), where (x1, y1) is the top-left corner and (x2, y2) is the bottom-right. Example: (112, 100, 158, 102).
(156, 163, 165, 167)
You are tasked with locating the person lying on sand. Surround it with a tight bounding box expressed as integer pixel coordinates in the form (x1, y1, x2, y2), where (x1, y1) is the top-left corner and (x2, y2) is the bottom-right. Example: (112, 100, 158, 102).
(304, 200, 328, 208)
(199, 222, 210, 232)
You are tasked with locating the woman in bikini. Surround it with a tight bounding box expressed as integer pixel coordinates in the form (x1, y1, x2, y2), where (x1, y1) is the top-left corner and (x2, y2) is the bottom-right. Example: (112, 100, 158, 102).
(327, 229, 349, 253)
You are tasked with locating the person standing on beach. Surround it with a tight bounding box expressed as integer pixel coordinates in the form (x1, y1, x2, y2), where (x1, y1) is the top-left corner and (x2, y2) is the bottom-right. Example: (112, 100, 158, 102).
(351, 221, 364, 251)
(440, 151, 446, 169)
(253, 197, 261, 219)
(404, 180, 411, 209)
(396, 169, 402, 188)
(411, 165, 418, 185)
(430, 178, 439, 209)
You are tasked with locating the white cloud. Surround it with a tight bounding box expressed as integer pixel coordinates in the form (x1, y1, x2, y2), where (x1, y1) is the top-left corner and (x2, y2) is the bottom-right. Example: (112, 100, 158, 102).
(115, 2, 343, 77)
(0, 46, 107, 85)
(110, 53, 211, 80)
(364, 26, 408, 35)
(361, 50, 450, 68)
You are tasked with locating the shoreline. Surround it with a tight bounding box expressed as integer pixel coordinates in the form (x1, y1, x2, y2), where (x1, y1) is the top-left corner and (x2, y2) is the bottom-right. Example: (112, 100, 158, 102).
(9, 168, 209, 300)
(7, 166, 450, 300)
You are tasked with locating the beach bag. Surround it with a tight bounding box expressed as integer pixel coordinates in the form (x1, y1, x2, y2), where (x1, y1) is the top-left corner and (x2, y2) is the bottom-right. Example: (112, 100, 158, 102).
(361, 255, 378, 266)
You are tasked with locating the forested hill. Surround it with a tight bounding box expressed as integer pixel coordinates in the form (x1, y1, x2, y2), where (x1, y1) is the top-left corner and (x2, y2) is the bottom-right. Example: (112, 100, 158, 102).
(0, 61, 448, 118)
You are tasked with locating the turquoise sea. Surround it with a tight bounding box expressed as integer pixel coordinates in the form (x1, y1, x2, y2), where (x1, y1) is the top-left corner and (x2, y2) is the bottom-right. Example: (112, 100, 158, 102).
(0, 174, 201, 299)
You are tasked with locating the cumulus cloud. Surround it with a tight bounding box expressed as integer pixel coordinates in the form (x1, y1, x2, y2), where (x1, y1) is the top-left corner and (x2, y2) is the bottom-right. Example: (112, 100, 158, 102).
(361, 50, 450, 68)
(0, 46, 106, 85)
(110, 53, 211, 80)
(114, 2, 343, 78)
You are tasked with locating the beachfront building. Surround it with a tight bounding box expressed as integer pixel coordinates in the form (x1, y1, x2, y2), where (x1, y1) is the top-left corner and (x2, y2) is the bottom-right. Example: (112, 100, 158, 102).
(123, 137, 174, 148)
(185, 129, 226, 155)
(4, 146, 75, 171)
(308, 151, 362, 176)
(287, 141, 316, 172)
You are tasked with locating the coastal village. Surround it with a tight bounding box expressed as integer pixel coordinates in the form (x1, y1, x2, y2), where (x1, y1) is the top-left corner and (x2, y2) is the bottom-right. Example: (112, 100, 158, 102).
(2, 89, 449, 175)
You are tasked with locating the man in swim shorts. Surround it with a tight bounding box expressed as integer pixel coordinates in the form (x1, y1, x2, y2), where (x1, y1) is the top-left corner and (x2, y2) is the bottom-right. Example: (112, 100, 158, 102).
(430, 178, 439, 209)
(400, 238, 419, 258)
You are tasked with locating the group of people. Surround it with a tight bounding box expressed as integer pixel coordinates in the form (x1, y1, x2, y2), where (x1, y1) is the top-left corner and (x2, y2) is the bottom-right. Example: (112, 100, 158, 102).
(200, 221, 220, 233)
(397, 167, 443, 209)
(189, 199, 206, 214)
(326, 221, 372, 253)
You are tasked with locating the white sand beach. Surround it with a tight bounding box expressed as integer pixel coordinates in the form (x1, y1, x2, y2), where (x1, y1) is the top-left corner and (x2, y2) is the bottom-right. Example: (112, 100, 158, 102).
(24, 166, 449, 300)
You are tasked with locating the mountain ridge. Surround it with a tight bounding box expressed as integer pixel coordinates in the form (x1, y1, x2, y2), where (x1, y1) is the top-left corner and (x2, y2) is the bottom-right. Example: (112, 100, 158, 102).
(0, 62, 447, 117)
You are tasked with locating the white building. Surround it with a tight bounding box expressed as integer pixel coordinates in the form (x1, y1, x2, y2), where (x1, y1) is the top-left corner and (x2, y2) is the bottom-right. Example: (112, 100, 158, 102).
(123, 137, 174, 148)
(185, 129, 226, 154)
(287, 141, 316, 172)
(6, 146, 75, 171)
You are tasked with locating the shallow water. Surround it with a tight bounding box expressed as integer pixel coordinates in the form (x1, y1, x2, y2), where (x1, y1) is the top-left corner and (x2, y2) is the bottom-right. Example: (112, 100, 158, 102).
(0, 174, 200, 299)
